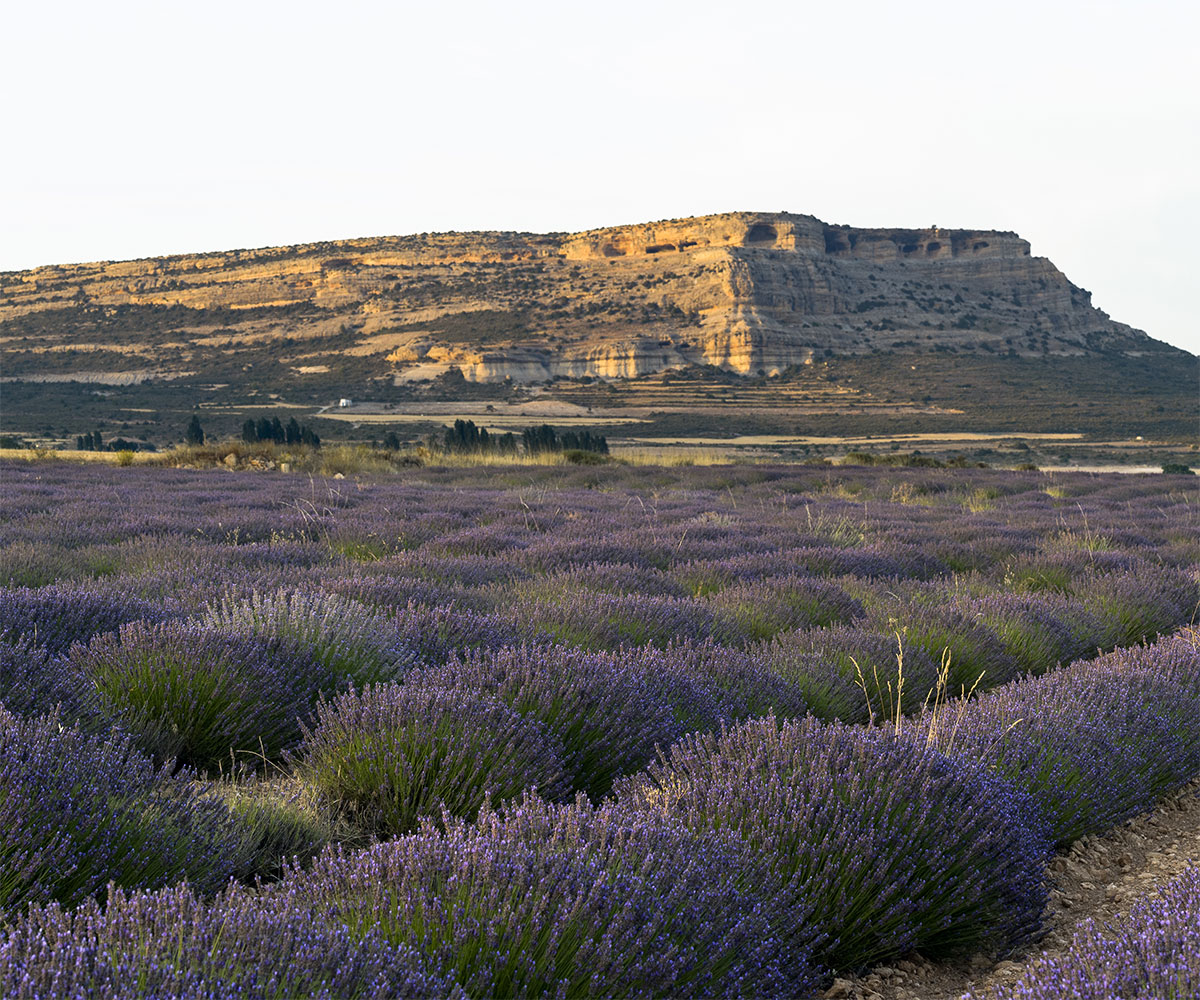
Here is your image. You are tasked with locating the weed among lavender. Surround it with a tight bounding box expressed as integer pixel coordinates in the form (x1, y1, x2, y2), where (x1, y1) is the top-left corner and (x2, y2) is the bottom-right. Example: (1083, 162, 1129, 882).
(215, 777, 340, 881)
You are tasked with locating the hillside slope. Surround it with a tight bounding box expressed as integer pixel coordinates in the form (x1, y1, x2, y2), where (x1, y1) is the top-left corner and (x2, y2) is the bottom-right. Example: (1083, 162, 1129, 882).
(2, 213, 1194, 454)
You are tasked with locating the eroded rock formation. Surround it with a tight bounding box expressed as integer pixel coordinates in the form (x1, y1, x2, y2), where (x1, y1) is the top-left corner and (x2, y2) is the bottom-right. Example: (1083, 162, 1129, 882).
(0, 212, 1164, 385)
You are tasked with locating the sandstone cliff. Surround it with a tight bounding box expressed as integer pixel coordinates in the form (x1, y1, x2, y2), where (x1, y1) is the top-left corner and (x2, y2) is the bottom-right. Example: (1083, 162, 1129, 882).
(0, 212, 1168, 385)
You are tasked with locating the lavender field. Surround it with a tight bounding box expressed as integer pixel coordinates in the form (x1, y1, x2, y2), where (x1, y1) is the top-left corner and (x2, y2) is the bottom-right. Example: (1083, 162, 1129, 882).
(1, 459, 1198, 998)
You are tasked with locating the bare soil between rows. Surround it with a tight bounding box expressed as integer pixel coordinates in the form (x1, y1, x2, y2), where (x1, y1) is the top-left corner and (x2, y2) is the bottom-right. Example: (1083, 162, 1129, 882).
(822, 775, 1200, 1000)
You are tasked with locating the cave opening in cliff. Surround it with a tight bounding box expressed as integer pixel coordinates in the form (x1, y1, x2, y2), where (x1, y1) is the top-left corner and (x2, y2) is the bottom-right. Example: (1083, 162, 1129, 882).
(745, 223, 777, 244)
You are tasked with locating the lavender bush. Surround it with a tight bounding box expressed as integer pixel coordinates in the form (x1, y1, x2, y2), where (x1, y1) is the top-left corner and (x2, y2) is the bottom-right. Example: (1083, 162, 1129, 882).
(276, 819, 811, 998)
(0, 882, 454, 999)
(202, 589, 418, 687)
(0, 583, 163, 654)
(758, 625, 941, 722)
(294, 683, 572, 835)
(705, 575, 863, 644)
(977, 865, 1200, 1000)
(0, 635, 92, 721)
(0, 707, 237, 913)
(69, 621, 322, 769)
(617, 714, 1049, 972)
(915, 651, 1200, 846)
(414, 644, 681, 798)
(470, 791, 818, 995)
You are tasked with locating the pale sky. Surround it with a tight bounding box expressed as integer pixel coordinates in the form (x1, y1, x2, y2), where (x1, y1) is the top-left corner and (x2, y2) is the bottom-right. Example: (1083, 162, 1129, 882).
(4, 0, 1198, 354)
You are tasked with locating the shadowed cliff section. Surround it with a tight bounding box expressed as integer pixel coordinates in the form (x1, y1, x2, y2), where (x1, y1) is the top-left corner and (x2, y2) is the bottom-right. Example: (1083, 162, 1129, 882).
(1, 212, 1179, 392)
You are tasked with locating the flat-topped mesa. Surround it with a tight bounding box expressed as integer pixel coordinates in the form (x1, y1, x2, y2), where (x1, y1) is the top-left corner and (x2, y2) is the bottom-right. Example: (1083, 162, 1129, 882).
(561, 212, 1030, 262)
(1, 209, 1173, 391)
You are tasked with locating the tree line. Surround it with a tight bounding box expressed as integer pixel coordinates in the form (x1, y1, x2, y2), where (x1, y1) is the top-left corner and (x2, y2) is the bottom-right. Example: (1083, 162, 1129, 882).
(440, 420, 607, 455)
(75, 431, 156, 452)
(241, 417, 321, 447)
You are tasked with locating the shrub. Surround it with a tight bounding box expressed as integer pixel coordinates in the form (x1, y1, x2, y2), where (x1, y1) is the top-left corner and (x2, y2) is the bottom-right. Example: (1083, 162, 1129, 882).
(513, 590, 717, 650)
(968, 594, 1101, 675)
(0, 583, 163, 654)
(294, 683, 572, 836)
(203, 589, 418, 688)
(0, 707, 237, 913)
(0, 634, 92, 721)
(413, 645, 680, 799)
(616, 714, 1048, 972)
(277, 821, 799, 998)
(916, 653, 1200, 846)
(620, 639, 799, 731)
(0, 882, 450, 999)
(69, 621, 321, 770)
(472, 792, 816, 995)
(1077, 567, 1199, 649)
(391, 601, 530, 665)
(706, 576, 863, 644)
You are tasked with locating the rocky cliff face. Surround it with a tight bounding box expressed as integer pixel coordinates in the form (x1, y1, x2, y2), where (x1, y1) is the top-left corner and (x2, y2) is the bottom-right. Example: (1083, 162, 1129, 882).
(0, 212, 1168, 385)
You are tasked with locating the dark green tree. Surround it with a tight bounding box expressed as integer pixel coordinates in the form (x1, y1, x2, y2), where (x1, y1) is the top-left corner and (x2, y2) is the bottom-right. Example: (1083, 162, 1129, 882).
(522, 424, 558, 454)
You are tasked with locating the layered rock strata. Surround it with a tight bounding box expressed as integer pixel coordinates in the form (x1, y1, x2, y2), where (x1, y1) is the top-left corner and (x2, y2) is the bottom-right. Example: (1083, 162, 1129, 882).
(0, 212, 1164, 384)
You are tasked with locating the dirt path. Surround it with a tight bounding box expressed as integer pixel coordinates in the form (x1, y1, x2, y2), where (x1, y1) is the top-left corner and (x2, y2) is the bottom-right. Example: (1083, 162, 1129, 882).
(821, 776, 1200, 1000)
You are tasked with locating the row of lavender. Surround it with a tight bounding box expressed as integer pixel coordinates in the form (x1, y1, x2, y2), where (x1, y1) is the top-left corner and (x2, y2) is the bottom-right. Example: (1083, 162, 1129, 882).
(978, 862, 1200, 999)
(2, 633, 1198, 997)
(1, 461, 1198, 996)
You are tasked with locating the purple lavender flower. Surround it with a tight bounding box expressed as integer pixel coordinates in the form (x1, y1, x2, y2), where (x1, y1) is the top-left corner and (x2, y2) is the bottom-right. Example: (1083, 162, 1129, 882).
(0, 583, 164, 654)
(68, 620, 326, 769)
(202, 589, 419, 687)
(915, 645, 1200, 846)
(412, 644, 682, 798)
(274, 815, 816, 998)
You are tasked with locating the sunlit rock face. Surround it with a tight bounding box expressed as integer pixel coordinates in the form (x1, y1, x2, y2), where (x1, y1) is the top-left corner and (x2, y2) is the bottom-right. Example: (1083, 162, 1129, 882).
(0, 212, 1162, 385)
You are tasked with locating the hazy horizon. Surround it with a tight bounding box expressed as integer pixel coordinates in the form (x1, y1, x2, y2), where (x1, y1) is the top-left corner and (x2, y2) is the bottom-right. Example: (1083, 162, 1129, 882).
(5, 0, 1197, 355)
